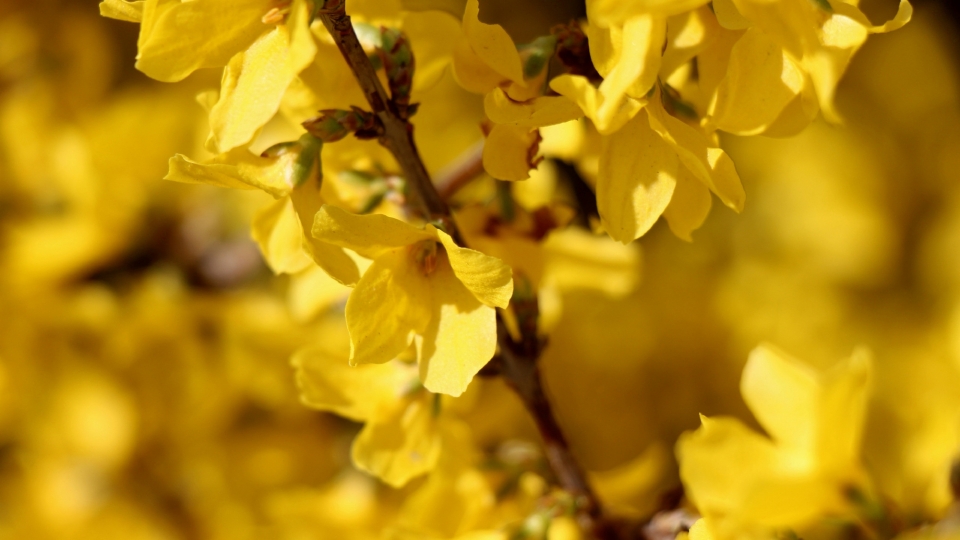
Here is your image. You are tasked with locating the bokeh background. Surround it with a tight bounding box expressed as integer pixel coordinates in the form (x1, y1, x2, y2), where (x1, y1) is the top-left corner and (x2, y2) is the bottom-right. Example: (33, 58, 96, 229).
(1, 0, 959, 538)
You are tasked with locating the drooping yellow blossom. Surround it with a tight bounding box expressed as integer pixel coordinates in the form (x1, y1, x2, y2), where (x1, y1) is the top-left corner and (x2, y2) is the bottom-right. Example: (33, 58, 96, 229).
(677, 345, 873, 539)
(709, 0, 912, 124)
(102, 0, 317, 152)
(166, 143, 361, 285)
(293, 333, 445, 487)
(551, 83, 744, 242)
(452, 0, 582, 181)
(312, 205, 513, 396)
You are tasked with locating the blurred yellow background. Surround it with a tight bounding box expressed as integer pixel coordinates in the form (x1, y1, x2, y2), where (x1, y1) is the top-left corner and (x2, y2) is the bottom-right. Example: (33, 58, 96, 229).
(1, 0, 959, 538)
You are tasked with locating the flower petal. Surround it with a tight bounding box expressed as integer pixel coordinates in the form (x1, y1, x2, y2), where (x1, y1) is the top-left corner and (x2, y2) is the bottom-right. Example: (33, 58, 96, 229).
(251, 196, 313, 274)
(165, 150, 293, 198)
(662, 167, 712, 241)
(597, 110, 678, 243)
(99, 0, 144, 22)
(136, 0, 271, 82)
(484, 88, 584, 128)
(550, 74, 644, 135)
(351, 394, 441, 486)
(588, 0, 711, 27)
(647, 97, 745, 211)
(436, 228, 513, 308)
(461, 0, 524, 85)
(290, 182, 361, 286)
(292, 343, 416, 422)
(345, 248, 433, 365)
(208, 0, 316, 152)
(418, 256, 497, 396)
(312, 205, 434, 260)
(482, 124, 541, 181)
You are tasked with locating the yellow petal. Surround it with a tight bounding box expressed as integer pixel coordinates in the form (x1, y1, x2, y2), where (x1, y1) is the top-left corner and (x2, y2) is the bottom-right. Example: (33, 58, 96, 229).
(550, 75, 644, 135)
(345, 249, 433, 365)
(588, 0, 711, 26)
(660, 7, 716, 78)
(595, 15, 665, 127)
(676, 414, 781, 516)
(208, 0, 316, 152)
(597, 110, 678, 243)
(662, 167, 712, 241)
(397, 465, 494, 537)
(833, 0, 912, 34)
(352, 394, 441, 487)
(686, 519, 714, 540)
(461, 0, 524, 85)
(418, 257, 497, 396)
(136, 0, 271, 82)
(165, 150, 293, 198)
(484, 88, 584, 128)
(741, 344, 872, 477)
(760, 86, 820, 138)
(817, 349, 872, 474)
(803, 13, 869, 123)
(290, 182, 362, 286)
(482, 124, 541, 181)
(313, 205, 435, 260)
(292, 345, 416, 421)
(400, 0, 467, 18)
(251, 196, 313, 274)
(402, 11, 462, 91)
(740, 345, 819, 458)
(584, 22, 618, 78)
(646, 97, 745, 211)
(729, 0, 819, 60)
(435, 228, 513, 308)
(711, 0, 749, 30)
(694, 25, 743, 107)
(708, 28, 809, 136)
(542, 228, 640, 298)
(452, 37, 506, 94)
(99, 0, 144, 22)
(287, 265, 354, 322)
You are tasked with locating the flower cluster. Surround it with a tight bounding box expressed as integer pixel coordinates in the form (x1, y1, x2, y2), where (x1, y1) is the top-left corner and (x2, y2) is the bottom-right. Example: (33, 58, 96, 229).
(6, 0, 960, 538)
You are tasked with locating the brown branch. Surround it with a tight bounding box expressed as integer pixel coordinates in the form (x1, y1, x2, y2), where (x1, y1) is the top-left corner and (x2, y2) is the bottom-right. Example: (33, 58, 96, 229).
(316, 0, 449, 223)
(436, 140, 485, 201)
(317, 1, 618, 536)
(498, 296, 625, 539)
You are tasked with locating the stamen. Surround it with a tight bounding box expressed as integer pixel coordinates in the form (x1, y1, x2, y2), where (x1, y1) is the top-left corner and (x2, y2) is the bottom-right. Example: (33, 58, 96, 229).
(261, 1, 292, 25)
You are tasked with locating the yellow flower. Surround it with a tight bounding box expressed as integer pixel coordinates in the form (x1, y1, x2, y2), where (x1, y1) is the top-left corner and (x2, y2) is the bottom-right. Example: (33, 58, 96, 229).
(165, 143, 361, 285)
(711, 0, 912, 123)
(293, 339, 444, 487)
(677, 345, 873, 539)
(103, 0, 317, 152)
(452, 0, 583, 181)
(588, 0, 712, 28)
(312, 205, 513, 397)
(550, 83, 744, 243)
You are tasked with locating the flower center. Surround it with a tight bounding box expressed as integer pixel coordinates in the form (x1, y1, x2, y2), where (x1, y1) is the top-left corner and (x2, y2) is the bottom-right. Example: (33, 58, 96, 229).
(261, 1, 292, 25)
(410, 239, 439, 276)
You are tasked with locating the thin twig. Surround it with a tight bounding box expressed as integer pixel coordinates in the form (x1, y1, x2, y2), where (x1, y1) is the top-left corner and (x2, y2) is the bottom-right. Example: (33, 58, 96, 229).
(316, 0, 450, 223)
(317, 1, 616, 535)
(436, 140, 486, 201)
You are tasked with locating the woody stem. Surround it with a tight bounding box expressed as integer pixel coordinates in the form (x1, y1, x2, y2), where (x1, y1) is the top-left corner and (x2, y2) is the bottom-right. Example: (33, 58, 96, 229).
(317, 1, 614, 535)
(316, 0, 449, 223)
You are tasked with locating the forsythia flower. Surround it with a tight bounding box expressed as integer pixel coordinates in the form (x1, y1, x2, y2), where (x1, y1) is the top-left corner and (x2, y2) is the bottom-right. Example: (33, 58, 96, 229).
(709, 0, 912, 123)
(551, 83, 745, 242)
(312, 205, 513, 396)
(293, 334, 445, 487)
(677, 345, 873, 539)
(166, 138, 362, 284)
(101, 0, 317, 152)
